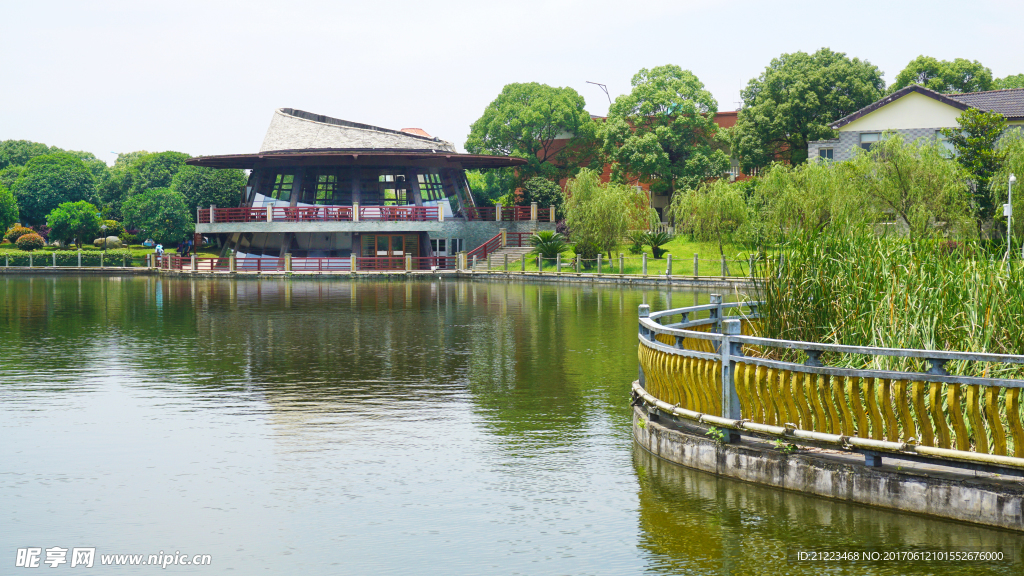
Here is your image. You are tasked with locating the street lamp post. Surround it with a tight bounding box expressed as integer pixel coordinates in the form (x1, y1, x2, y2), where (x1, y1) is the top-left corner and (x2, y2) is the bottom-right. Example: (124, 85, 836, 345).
(1007, 174, 1017, 261)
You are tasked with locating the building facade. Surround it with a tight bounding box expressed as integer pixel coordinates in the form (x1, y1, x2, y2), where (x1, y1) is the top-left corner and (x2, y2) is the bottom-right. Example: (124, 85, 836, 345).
(191, 109, 552, 266)
(808, 85, 1024, 162)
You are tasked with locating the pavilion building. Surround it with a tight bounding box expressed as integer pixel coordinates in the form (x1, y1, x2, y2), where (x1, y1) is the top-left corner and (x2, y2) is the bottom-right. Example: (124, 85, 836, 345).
(190, 108, 551, 266)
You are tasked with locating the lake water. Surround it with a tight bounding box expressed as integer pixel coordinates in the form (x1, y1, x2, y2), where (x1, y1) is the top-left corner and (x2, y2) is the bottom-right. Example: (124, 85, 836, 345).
(1, 276, 1021, 574)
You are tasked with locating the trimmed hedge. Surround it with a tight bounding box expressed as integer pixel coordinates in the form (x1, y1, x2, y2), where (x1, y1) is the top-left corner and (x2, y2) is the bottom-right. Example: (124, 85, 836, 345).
(5, 226, 34, 243)
(0, 248, 135, 267)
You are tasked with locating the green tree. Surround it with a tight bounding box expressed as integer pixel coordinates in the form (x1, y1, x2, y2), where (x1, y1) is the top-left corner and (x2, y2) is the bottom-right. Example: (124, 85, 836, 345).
(0, 140, 57, 170)
(563, 168, 656, 259)
(465, 170, 510, 207)
(170, 164, 246, 214)
(121, 188, 193, 244)
(466, 82, 597, 191)
(890, 56, 993, 93)
(0, 166, 23, 190)
(729, 48, 885, 170)
(669, 180, 748, 262)
(603, 65, 729, 196)
(97, 150, 190, 220)
(0, 186, 19, 230)
(520, 177, 564, 219)
(992, 131, 1024, 243)
(11, 152, 95, 225)
(941, 108, 1007, 228)
(46, 200, 102, 248)
(850, 133, 974, 242)
(133, 151, 190, 190)
(994, 74, 1024, 90)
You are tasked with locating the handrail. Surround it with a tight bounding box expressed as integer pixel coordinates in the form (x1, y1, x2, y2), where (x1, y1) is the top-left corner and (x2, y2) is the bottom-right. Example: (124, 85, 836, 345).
(635, 296, 1024, 472)
(466, 233, 502, 260)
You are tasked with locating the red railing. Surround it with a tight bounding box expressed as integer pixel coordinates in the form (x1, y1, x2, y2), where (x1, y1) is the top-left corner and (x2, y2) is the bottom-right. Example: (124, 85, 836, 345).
(465, 207, 495, 221)
(356, 257, 407, 271)
(291, 258, 352, 272)
(411, 256, 457, 270)
(466, 233, 502, 261)
(358, 205, 438, 221)
(507, 232, 532, 248)
(194, 257, 230, 271)
(237, 257, 283, 271)
(200, 205, 439, 224)
(464, 205, 554, 221)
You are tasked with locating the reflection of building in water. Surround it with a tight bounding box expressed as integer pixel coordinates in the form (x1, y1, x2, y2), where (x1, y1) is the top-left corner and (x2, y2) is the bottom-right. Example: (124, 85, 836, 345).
(190, 109, 550, 265)
(632, 449, 1022, 575)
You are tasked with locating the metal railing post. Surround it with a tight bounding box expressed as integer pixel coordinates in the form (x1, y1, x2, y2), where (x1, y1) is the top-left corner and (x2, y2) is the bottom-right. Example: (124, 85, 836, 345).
(721, 256, 727, 277)
(487, 255, 492, 270)
(78, 250, 82, 267)
(642, 253, 647, 276)
(666, 254, 672, 276)
(190, 255, 197, 271)
(504, 253, 509, 271)
(720, 319, 743, 442)
(597, 253, 602, 274)
(556, 253, 561, 274)
(521, 253, 525, 272)
(694, 254, 699, 277)
(638, 304, 650, 388)
(619, 253, 624, 274)
(537, 253, 542, 273)
(575, 255, 580, 273)
(710, 293, 723, 334)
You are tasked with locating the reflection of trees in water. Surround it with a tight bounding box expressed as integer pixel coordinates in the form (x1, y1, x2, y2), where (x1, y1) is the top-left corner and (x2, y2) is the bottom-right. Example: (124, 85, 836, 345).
(633, 448, 1024, 576)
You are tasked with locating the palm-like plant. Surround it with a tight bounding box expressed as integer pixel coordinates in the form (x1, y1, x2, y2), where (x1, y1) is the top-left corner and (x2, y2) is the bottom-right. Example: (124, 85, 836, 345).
(645, 231, 674, 259)
(529, 231, 568, 259)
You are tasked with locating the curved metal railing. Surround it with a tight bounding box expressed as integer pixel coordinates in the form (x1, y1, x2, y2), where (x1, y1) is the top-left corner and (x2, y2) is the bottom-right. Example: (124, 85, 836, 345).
(634, 295, 1024, 473)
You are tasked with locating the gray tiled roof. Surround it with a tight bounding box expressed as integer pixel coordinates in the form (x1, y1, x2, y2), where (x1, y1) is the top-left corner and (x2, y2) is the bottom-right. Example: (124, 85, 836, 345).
(259, 108, 457, 153)
(948, 89, 1024, 119)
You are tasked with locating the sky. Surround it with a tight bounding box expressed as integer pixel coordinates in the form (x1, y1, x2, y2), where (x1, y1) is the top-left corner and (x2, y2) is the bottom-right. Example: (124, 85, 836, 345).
(2, 0, 1022, 164)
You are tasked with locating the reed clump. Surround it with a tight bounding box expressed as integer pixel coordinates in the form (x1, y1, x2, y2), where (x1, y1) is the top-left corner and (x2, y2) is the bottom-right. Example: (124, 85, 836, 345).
(751, 232, 1024, 378)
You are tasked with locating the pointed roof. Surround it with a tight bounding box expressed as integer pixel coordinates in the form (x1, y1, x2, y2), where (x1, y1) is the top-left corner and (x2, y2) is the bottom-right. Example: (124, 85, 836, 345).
(259, 108, 457, 153)
(830, 85, 1024, 129)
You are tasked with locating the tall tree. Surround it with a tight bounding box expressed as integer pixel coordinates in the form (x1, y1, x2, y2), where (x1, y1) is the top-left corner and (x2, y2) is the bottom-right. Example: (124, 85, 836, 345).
(466, 82, 597, 190)
(994, 74, 1024, 90)
(729, 48, 885, 170)
(942, 108, 1007, 229)
(171, 165, 247, 214)
(97, 150, 190, 219)
(0, 140, 58, 171)
(122, 188, 193, 244)
(46, 200, 103, 248)
(670, 180, 748, 261)
(0, 185, 19, 231)
(10, 152, 95, 225)
(563, 168, 656, 259)
(890, 56, 993, 93)
(603, 65, 729, 196)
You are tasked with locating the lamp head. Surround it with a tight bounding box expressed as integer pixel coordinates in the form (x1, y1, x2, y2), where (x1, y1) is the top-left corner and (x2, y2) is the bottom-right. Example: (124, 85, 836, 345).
(1011, 173, 1018, 184)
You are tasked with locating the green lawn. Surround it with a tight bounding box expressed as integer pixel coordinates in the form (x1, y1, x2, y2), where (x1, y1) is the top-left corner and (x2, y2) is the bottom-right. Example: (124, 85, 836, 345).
(485, 237, 757, 277)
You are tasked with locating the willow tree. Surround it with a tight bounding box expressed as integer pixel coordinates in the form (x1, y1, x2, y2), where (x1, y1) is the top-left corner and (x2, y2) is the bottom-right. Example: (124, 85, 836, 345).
(564, 168, 656, 259)
(669, 180, 748, 273)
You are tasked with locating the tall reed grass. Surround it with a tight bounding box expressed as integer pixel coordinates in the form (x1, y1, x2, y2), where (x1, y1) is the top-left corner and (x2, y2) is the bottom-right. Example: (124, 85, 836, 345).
(752, 233, 1024, 378)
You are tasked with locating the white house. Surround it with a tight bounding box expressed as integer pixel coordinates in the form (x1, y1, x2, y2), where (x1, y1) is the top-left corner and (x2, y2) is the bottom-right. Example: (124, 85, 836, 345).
(808, 85, 1024, 161)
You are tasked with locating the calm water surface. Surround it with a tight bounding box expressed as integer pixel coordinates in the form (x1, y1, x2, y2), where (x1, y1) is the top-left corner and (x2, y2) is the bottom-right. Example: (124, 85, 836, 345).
(1, 276, 1021, 575)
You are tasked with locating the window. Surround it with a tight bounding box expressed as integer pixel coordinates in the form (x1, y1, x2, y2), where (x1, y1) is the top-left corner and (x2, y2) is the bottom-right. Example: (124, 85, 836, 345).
(270, 173, 294, 202)
(936, 131, 956, 157)
(418, 171, 446, 201)
(379, 173, 408, 206)
(860, 133, 881, 151)
(818, 148, 834, 161)
(314, 173, 337, 204)
(449, 238, 464, 253)
(430, 238, 447, 255)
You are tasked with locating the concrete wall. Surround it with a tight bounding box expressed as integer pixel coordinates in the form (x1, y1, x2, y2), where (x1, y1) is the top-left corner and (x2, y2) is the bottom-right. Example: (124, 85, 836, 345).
(633, 405, 1024, 531)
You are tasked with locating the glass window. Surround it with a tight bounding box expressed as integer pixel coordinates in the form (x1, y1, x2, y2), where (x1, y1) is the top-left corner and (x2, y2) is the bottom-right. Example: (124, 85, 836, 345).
(379, 173, 408, 206)
(271, 173, 294, 202)
(430, 239, 446, 253)
(936, 131, 956, 157)
(818, 148, 834, 161)
(418, 171, 446, 201)
(315, 173, 337, 205)
(450, 238, 464, 253)
(860, 133, 881, 151)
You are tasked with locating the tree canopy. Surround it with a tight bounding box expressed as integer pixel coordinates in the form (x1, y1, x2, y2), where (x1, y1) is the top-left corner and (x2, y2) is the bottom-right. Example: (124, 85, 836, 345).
(890, 56, 994, 93)
(563, 168, 656, 258)
(994, 74, 1024, 90)
(729, 48, 885, 170)
(466, 82, 597, 190)
(0, 140, 57, 171)
(670, 180, 748, 259)
(520, 177, 564, 219)
(46, 200, 103, 248)
(941, 108, 1007, 230)
(122, 187, 193, 244)
(170, 164, 247, 214)
(0, 185, 19, 231)
(98, 150, 190, 219)
(603, 64, 729, 195)
(11, 152, 96, 225)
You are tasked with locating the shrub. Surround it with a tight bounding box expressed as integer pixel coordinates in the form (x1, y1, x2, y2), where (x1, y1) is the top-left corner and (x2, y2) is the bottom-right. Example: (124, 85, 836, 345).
(528, 230, 568, 259)
(627, 230, 646, 254)
(16, 232, 44, 251)
(5, 226, 33, 243)
(101, 219, 125, 237)
(644, 231, 674, 259)
(119, 232, 137, 246)
(573, 240, 600, 269)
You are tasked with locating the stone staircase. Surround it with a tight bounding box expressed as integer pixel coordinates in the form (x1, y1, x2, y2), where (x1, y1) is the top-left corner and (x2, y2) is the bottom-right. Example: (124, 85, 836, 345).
(471, 246, 533, 270)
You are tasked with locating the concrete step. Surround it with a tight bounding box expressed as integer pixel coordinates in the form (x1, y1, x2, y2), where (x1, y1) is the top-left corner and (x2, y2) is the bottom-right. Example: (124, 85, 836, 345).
(471, 246, 535, 270)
